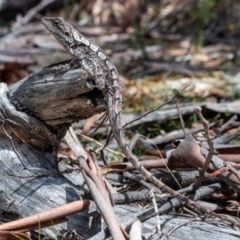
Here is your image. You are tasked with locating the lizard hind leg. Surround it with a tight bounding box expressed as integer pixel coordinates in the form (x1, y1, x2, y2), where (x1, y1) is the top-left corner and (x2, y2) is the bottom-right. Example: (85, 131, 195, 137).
(91, 111, 108, 134)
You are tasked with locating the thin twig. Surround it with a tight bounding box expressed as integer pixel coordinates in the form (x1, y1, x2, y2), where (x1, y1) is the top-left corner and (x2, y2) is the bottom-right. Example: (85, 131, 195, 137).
(123, 85, 190, 129)
(12, 0, 55, 29)
(175, 99, 186, 137)
(150, 189, 161, 234)
(124, 171, 163, 195)
(163, 219, 199, 240)
(193, 107, 217, 188)
(225, 162, 240, 182)
(2, 125, 48, 172)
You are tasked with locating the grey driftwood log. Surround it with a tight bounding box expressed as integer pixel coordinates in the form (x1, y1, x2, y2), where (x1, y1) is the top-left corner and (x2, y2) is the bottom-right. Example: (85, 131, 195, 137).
(0, 60, 240, 239)
(0, 60, 107, 238)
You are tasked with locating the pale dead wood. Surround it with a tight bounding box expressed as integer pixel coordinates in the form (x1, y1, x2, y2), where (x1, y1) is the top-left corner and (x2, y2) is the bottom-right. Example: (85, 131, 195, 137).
(0, 60, 106, 238)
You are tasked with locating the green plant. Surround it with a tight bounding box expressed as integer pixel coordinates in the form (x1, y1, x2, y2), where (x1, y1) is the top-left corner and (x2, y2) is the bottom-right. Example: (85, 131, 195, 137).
(189, 0, 217, 47)
(12, 233, 25, 240)
(169, 120, 181, 130)
(133, 146, 146, 157)
(128, 22, 143, 49)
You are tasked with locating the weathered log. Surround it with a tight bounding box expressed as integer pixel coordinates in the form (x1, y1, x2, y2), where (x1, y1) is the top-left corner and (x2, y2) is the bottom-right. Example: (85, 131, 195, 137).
(0, 60, 106, 238)
(9, 60, 106, 129)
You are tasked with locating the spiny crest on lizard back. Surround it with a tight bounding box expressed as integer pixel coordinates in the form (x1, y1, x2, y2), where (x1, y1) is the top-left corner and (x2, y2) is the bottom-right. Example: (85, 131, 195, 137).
(42, 17, 90, 51)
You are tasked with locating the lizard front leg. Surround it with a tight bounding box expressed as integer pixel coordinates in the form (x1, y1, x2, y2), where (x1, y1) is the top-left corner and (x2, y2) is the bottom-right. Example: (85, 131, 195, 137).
(70, 51, 106, 91)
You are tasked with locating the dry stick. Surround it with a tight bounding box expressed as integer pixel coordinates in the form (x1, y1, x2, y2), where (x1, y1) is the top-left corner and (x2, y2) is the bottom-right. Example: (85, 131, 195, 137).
(2, 125, 50, 173)
(89, 148, 116, 206)
(124, 171, 163, 195)
(80, 133, 125, 157)
(129, 219, 142, 240)
(150, 189, 161, 234)
(213, 129, 240, 147)
(213, 115, 240, 179)
(182, 206, 199, 217)
(92, 112, 108, 134)
(79, 156, 125, 240)
(0, 200, 90, 232)
(175, 99, 186, 137)
(5, 166, 79, 179)
(10, 218, 67, 233)
(87, 150, 112, 206)
(127, 133, 142, 152)
(193, 106, 217, 189)
(225, 162, 240, 182)
(2, 125, 28, 170)
(217, 115, 238, 135)
(231, 163, 240, 170)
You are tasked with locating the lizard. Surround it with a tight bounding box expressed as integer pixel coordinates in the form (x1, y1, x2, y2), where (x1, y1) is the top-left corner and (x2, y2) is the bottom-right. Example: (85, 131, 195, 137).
(41, 17, 128, 156)
(41, 18, 237, 223)
(40, 17, 156, 177)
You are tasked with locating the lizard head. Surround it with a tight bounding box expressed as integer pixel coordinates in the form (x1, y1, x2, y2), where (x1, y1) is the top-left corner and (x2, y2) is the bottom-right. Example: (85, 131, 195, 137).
(41, 17, 76, 51)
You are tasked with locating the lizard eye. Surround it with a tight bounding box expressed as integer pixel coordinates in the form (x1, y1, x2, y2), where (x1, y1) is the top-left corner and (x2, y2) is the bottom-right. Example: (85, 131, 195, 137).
(64, 32, 70, 37)
(53, 20, 59, 25)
